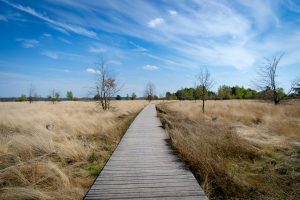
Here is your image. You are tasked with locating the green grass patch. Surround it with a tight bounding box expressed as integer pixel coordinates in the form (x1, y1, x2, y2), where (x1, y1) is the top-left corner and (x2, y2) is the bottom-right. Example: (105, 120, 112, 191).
(84, 111, 142, 178)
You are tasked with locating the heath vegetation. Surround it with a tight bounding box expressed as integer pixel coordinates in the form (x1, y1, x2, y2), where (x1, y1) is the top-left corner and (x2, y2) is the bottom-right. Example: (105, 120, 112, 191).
(157, 100, 300, 199)
(0, 101, 147, 200)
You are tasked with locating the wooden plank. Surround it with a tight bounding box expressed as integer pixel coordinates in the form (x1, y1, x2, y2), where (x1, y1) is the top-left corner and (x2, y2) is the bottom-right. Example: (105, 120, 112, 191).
(92, 179, 198, 186)
(87, 191, 204, 197)
(86, 191, 205, 199)
(88, 182, 201, 189)
(100, 171, 193, 177)
(85, 196, 205, 200)
(84, 104, 208, 200)
(102, 164, 186, 169)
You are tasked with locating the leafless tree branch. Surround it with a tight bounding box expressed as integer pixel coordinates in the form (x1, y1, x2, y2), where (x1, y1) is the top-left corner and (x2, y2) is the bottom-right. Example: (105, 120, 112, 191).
(196, 67, 214, 113)
(144, 82, 156, 102)
(92, 58, 123, 110)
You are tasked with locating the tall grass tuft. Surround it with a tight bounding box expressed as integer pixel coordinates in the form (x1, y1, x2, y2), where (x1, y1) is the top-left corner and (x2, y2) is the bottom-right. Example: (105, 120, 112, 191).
(0, 101, 147, 200)
(157, 100, 300, 199)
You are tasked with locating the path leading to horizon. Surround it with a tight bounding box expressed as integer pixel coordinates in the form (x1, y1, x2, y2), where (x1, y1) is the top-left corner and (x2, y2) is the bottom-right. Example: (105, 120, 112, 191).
(84, 104, 207, 200)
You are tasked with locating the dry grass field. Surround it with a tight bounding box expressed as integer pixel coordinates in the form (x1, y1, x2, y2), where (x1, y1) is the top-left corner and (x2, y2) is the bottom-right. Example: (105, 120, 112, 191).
(157, 100, 300, 200)
(0, 101, 147, 200)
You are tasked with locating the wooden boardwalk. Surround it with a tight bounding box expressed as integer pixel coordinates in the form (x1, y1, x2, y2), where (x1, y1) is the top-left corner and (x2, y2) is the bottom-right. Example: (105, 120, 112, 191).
(84, 104, 207, 200)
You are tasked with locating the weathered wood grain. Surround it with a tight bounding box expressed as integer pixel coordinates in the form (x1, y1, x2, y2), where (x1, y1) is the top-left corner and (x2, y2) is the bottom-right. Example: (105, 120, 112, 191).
(84, 104, 207, 200)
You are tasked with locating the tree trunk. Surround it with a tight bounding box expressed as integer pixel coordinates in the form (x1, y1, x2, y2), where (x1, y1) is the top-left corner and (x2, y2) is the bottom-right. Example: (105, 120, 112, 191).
(273, 90, 279, 105)
(202, 98, 205, 113)
(107, 97, 110, 110)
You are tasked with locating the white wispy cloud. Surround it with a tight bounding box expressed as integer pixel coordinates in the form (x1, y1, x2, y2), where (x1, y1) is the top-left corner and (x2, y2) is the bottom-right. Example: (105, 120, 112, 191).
(16, 38, 39, 48)
(146, 53, 178, 66)
(0, 71, 29, 82)
(40, 50, 58, 59)
(5, 0, 300, 73)
(43, 33, 52, 38)
(148, 18, 164, 28)
(39, 50, 89, 63)
(86, 68, 100, 74)
(89, 46, 106, 53)
(169, 10, 177, 15)
(47, 68, 70, 73)
(2, 0, 299, 97)
(287, 0, 300, 13)
(143, 65, 159, 71)
(238, 0, 280, 30)
(49, 24, 70, 35)
(2, 0, 98, 39)
(129, 41, 147, 52)
(108, 60, 122, 65)
(58, 37, 72, 44)
(49, 1, 256, 69)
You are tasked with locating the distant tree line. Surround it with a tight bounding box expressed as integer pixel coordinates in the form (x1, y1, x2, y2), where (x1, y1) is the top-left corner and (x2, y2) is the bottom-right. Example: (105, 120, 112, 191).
(165, 84, 300, 101)
(115, 93, 137, 101)
(17, 87, 78, 103)
(165, 54, 299, 106)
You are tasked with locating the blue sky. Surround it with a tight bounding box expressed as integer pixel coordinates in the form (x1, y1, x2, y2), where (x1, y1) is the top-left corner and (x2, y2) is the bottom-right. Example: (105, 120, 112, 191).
(0, 0, 299, 97)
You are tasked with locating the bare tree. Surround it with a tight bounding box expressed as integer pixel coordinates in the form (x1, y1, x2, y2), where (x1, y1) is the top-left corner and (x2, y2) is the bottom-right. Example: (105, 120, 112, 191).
(292, 78, 300, 94)
(289, 77, 300, 94)
(256, 54, 299, 104)
(144, 82, 155, 102)
(28, 83, 36, 104)
(93, 59, 122, 110)
(50, 89, 59, 104)
(196, 67, 214, 113)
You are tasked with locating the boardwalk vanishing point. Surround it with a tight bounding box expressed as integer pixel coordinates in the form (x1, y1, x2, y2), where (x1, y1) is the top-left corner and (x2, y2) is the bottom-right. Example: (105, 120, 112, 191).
(84, 104, 208, 200)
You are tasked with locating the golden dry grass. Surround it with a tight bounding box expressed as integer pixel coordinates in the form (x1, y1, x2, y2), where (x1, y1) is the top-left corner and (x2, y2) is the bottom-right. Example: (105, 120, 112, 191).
(0, 100, 148, 200)
(157, 100, 300, 200)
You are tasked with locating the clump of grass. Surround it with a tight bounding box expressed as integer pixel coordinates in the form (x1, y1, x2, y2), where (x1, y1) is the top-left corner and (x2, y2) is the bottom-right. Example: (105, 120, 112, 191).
(0, 101, 147, 200)
(157, 100, 300, 199)
(294, 146, 300, 154)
